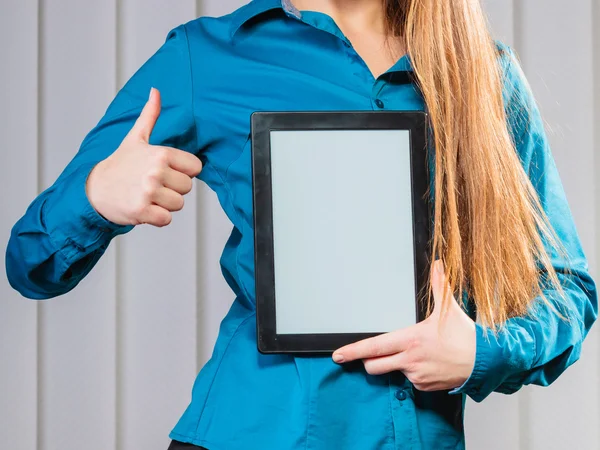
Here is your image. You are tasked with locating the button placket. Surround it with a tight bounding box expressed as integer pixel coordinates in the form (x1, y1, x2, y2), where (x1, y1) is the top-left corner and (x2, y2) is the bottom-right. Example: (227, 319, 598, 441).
(389, 373, 420, 449)
(395, 389, 407, 401)
(371, 79, 387, 110)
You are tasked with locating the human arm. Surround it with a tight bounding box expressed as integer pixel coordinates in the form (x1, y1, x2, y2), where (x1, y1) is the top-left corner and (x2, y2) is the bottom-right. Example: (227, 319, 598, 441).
(5, 24, 201, 299)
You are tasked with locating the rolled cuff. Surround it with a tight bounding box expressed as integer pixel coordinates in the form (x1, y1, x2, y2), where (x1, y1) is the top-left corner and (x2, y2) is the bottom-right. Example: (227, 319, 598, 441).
(449, 322, 534, 402)
(44, 161, 134, 263)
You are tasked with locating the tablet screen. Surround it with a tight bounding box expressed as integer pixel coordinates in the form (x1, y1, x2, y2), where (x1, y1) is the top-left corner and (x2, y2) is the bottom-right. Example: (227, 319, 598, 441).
(270, 129, 417, 334)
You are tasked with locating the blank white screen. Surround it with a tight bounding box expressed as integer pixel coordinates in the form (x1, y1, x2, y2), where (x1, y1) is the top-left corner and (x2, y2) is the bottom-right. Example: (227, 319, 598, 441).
(270, 129, 416, 334)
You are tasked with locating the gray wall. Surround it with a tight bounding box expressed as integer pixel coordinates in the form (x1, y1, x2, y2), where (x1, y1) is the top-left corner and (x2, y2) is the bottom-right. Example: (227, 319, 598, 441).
(0, 0, 598, 449)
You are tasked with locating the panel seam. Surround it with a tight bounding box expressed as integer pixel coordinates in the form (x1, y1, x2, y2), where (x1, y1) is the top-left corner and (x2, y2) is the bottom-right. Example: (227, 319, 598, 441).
(192, 313, 255, 437)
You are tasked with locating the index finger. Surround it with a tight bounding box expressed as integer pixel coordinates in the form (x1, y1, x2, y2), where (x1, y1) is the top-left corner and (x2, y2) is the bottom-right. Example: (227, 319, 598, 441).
(332, 328, 412, 363)
(163, 147, 203, 178)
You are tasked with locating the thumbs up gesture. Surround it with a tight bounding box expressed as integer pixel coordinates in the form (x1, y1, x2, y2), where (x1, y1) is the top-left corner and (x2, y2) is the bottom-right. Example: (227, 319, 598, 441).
(332, 260, 477, 392)
(86, 88, 203, 227)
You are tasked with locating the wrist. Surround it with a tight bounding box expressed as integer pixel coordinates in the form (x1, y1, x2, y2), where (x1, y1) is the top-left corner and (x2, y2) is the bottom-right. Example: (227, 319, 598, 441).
(85, 160, 130, 227)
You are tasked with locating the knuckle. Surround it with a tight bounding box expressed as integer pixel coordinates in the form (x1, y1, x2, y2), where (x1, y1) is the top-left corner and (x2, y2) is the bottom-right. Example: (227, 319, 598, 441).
(157, 212, 172, 227)
(153, 147, 171, 165)
(133, 134, 147, 146)
(194, 158, 203, 175)
(140, 178, 159, 201)
(149, 209, 171, 227)
(367, 342, 383, 357)
(363, 360, 379, 376)
(172, 195, 185, 211)
(409, 348, 424, 364)
(410, 373, 426, 386)
(141, 188, 156, 206)
(132, 202, 149, 219)
(405, 364, 418, 377)
(146, 166, 164, 183)
(182, 178, 193, 194)
(406, 334, 421, 351)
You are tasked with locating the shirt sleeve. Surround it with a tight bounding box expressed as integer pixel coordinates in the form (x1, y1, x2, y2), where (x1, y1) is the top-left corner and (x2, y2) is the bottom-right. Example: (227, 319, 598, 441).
(448, 43, 598, 402)
(5, 24, 199, 299)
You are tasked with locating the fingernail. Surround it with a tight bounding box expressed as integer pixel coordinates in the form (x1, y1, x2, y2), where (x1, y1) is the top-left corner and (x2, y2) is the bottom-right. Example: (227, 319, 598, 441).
(332, 353, 344, 364)
(149, 87, 155, 101)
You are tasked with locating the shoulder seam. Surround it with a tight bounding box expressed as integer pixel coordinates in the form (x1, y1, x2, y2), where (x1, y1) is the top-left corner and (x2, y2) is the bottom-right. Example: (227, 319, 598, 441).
(181, 23, 201, 153)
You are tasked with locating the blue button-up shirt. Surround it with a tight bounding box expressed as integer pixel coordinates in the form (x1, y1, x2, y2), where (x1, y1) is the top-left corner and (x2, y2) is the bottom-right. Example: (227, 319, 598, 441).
(6, 0, 597, 448)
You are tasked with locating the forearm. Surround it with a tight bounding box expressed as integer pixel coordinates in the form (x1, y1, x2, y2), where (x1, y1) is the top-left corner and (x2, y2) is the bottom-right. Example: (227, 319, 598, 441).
(451, 259, 597, 402)
(6, 162, 132, 299)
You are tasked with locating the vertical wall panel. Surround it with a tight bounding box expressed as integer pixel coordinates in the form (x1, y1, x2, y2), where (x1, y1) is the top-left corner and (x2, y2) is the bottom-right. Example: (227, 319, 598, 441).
(482, 0, 515, 47)
(117, 2, 199, 449)
(0, 1, 39, 448)
(38, 1, 118, 449)
(200, 0, 245, 18)
(463, 3, 521, 449)
(515, 1, 599, 449)
(594, 0, 600, 443)
(595, 0, 600, 289)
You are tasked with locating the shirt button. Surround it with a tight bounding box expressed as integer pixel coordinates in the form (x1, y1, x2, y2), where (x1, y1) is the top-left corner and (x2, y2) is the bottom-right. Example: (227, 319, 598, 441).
(395, 389, 407, 401)
(375, 99, 385, 109)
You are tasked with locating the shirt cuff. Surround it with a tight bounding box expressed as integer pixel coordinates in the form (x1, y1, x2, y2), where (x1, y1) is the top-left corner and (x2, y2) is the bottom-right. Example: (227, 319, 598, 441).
(44, 161, 134, 263)
(448, 322, 532, 402)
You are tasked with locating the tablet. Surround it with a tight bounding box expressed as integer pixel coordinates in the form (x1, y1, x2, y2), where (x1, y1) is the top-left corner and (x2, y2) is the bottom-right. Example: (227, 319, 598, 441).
(251, 111, 430, 354)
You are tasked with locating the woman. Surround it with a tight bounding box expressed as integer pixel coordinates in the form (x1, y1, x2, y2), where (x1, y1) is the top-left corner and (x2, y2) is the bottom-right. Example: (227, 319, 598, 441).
(6, 0, 597, 448)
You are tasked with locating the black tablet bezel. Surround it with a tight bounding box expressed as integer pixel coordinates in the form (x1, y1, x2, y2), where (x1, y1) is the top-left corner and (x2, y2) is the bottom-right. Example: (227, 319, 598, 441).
(251, 111, 431, 354)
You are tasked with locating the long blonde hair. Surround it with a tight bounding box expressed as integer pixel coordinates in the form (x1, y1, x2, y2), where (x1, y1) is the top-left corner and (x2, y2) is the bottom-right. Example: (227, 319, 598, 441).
(384, 0, 565, 329)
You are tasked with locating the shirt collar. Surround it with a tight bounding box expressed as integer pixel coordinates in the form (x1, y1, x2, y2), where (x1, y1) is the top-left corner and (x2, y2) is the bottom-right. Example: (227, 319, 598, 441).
(230, 0, 299, 38)
(229, 0, 414, 75)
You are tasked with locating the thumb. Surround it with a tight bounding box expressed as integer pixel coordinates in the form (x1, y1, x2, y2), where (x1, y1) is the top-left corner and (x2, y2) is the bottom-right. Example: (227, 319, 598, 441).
(130, 87, 161, 143)
(431, 259, 451, 317)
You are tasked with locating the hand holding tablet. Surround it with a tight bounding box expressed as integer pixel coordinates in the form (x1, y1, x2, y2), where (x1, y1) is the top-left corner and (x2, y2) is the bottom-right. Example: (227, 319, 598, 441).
(251, 111, 431, 353)
(331, 260, 477, 392)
